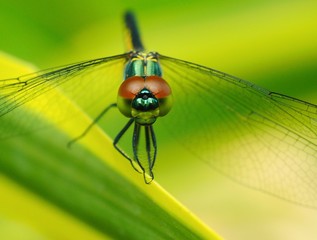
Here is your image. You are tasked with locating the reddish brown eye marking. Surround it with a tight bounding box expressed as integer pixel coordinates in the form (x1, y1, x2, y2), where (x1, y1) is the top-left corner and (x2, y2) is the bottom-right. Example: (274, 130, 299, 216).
(144, 76, 172, 98)
(118, 76, 145, 99)
(118, 76, 172, 99)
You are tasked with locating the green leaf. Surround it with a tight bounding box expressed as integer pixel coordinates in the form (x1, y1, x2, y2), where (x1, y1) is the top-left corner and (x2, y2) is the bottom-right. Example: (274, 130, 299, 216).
(0, 53, 221, 239)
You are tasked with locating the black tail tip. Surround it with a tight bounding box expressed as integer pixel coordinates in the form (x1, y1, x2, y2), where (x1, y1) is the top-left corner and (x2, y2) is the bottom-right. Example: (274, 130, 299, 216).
(124, 10, 135, 22)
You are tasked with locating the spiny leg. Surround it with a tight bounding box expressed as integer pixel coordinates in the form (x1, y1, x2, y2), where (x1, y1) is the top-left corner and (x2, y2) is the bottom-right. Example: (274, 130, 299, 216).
(149, 125, 157, 170)
(132, 122, 145, 174)
(68, 103, 117, 148)
(113, 118, 142, 173)
(144, 125, 156, 183)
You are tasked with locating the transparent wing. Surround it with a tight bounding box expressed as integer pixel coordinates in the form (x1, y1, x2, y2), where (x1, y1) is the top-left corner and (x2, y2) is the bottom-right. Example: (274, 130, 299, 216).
(159, 54, 317, 208)
(0, 54, 128, 139)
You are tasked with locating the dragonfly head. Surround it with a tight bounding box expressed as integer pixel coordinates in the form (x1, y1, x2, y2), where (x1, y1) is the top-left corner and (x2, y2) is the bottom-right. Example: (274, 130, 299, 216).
(117, 76, 172, 125)
(131, 88, 159, 124)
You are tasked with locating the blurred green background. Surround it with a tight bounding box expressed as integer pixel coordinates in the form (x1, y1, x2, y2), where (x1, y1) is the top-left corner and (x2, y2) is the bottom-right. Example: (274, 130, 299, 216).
(0, 0, 317, 239)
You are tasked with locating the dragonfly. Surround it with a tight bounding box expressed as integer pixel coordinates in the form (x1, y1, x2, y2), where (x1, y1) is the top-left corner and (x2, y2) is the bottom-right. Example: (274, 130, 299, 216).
(0, 12, 317, 208)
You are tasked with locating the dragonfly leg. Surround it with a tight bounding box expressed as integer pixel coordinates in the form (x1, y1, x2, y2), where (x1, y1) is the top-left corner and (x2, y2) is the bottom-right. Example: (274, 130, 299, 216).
(113, 118, 142, 173)
(131, 122, 145, 174)
(67, 103, 117, 148)
(149, 125, 157, 169)
(143, 125, 157, 183)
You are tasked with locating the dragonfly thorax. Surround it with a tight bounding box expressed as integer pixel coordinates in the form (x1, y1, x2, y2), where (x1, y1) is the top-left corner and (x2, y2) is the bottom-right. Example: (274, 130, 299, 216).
(125, 51, 162, 78)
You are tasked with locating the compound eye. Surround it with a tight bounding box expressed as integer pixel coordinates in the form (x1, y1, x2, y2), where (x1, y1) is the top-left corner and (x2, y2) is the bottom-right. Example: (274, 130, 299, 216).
(145, 76, 173, 116)
(117, 76, 145, 117)
(117, 75, 173, 118)
(118, 76, 145, 99)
